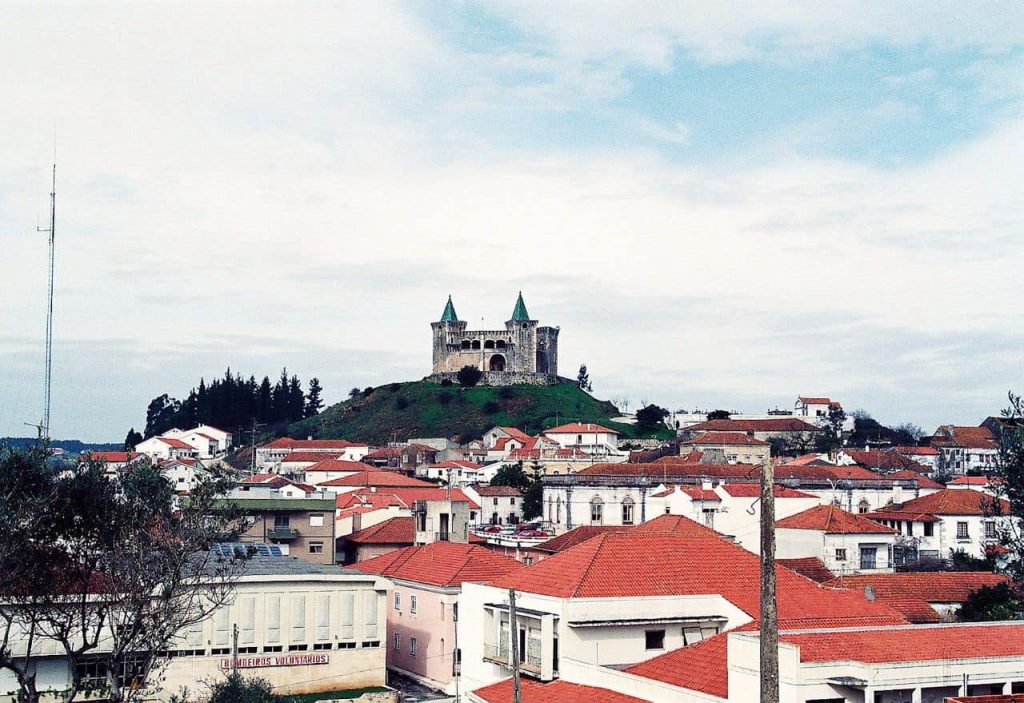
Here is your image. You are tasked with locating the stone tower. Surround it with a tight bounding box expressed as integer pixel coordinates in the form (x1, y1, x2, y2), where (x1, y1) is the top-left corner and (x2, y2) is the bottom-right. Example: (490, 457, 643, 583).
(429, 293, 559, 383)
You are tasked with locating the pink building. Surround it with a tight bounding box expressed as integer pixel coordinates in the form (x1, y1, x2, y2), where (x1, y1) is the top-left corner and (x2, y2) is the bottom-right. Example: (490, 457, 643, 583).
(352, 540, 522, 693)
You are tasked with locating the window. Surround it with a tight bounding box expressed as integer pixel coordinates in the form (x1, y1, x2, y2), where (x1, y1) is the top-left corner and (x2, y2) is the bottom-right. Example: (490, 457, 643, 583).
(985, 521, 997, 539)
(905, 521, 913, 537)
(394, 592, 401, 611)
(362, 641, 381, 648)
(957, 521, 969, 539)
(309, 513, 324, 527)
(510, 497, 516, 505)
(288, 644, 308, 651)
(859, 547, 877, 570)
(622, 497, 635, 525)
(273, 514, 290, 528)
(313, 643, 331, 651)
(924, 522, 934, 537)
(410, 637, 417, 656)
(308, 541, 324, 554)
(523, 555, 533, 565)
(835, 548, 847, 562)
(645, 629, 665, 650)
(493, 497, 499, 505)
(338, 642, 357, 649)
(410, 596, 417, 614)
(393, 633, 401, 651)
(263, 645, 283, 653)
(590, 497, 603, 525)
(857, 499, 870, 514)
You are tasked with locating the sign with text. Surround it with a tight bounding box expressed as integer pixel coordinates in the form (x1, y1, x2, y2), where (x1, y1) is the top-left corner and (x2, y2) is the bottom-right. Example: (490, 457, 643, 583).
(219, 653, 329, 670)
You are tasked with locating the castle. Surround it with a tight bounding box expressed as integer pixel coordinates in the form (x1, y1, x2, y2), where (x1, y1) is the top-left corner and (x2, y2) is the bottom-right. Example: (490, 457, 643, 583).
(429, 293, 560, 385)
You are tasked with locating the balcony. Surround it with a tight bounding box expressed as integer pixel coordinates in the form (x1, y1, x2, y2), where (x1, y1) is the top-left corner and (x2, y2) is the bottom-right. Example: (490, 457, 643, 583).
(267, 527, 299, 540)
(482, 642, 542, 675)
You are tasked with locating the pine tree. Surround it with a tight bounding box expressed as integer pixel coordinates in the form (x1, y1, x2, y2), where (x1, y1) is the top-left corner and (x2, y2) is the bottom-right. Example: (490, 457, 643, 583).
(123, 428, 143, 451)
(288, 375, 305, 421)
(305, 378, 324, 418)
(257, 376, 273, 423)
(576, 363, 592, 392)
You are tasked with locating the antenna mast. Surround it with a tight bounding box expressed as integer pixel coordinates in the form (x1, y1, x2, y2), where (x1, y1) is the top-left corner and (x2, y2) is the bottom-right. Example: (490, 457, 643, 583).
(37, 162, 56, 440)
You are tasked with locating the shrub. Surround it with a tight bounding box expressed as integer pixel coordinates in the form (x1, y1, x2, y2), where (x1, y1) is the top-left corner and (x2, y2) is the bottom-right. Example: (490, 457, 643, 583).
(389, 383, 402, 392)
(498, 386, 516, 400)
(440, 378, 453, 387)
(395, 397, 409, 410)
(362, 386, 375, 397)
(438, 391, 453, 405)
(457, 365, 483, 387)
(483, 400, 501, 414)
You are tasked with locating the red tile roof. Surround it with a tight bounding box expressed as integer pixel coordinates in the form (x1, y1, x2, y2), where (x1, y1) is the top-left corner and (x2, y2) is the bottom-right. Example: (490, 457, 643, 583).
(682, 486, 720, 501)
(533, 526, 632, 554)
(84, 451, 143, 463)
(871, 597, 941, 624)
(844, 450, 924, 472)
(345, 517, 414, 545)
(319, 471, 435, 488)
(157, 437, 193, 449)
(824, 572, 1009, 603)
(263, 438, 358, 449)
(352, 541, 522, 587)
(686, 418, 819, 433)
(949, 475, 993, 486)
(304, 459, 377, 473)
(474, 485, 523, 497)
(930, 425, 998, 449)
(720, 483, 814, 498)
(870, 488, 1008, 517)
(681, 431, 769, 446)
(280, 451, 343, 463)
(495, 426, 533, 443)
(363, 447, 402, 460)
(429, 460, 482, 470)
(893, 445, 940, 456)
(339, 487, 481, 510)
(782, 622, 1024, 663)
(626, 631, 729, 698)
(544, 422, 620, 435)
(886, 470, 944, 489)
(633, 513, 723, 537)
(946, 696, 1024, 703)
(579, 461, 758, 479)
(798, 396, 833, 405)
(486, 532, 905, 627)
(776, 557, 834, 583)
(473, 678, 648, 703)
(776, 504, 896, 535)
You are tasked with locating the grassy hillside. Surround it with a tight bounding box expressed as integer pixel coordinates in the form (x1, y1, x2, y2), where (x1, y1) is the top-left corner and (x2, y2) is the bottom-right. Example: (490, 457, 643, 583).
(290, 380, 657, 445)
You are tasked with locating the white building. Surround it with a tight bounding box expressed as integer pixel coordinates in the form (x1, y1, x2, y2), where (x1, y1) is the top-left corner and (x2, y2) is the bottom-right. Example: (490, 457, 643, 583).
(775, 503, 897, 574)
(867, 488, 1014, 562)
(464, 485, 523, 525)
(135, 436, 199, 462)
(542, 423, 622, 458)
(0, 556, 390, 702)
(457, 525, 902, 694)
(928, 425, 999, 475)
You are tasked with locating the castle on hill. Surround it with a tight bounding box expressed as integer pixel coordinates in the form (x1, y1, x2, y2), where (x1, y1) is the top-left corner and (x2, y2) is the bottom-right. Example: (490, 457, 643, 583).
(429, 293, 561, 385)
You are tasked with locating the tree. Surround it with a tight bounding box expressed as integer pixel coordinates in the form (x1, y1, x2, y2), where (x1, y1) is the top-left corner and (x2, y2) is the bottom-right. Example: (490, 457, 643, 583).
(0, 445, 248, 703)
(989, 392, 1024, 584)
(456, 365, 483, 388)
(576, 364, 592, 392)
(123, 428, 143, 452)
(522, 461, 545, 520)
(707, 409, 731, 421)
(349, 387, 362, 399)
(206, 673, 283, 703)
(636, 404, 670, 434)
(958, 583, 1022, 622)
(144, 394, 180, 437)
(815, 405, 847, 458)
(304, 377, 324, 418)
(491, 462, 531, 491)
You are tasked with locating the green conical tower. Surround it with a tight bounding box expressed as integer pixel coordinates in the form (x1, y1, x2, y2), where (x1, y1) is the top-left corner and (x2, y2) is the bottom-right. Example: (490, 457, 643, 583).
(511, 291, 530, 321)
(439, 295, 458, 322)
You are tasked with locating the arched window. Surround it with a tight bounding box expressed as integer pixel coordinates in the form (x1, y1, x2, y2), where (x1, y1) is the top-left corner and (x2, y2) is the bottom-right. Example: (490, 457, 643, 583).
(496, 340, 506, 349)
(484, 339, 495, 349)
(590, 496, 604, 525)
(489, 354, 506, 372)
(461, 340, 471, 350)
(858, 499, 870, 514)
(471, 340, 481, 350)
(622, 496, 635, 525)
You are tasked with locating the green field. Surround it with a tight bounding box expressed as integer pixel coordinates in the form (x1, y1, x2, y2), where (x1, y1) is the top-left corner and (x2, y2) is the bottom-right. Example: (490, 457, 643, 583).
(290, 379, 667, 445)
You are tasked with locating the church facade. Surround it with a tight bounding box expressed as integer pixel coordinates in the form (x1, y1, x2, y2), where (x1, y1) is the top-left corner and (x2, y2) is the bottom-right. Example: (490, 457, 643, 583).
(429, 293, 560, 384)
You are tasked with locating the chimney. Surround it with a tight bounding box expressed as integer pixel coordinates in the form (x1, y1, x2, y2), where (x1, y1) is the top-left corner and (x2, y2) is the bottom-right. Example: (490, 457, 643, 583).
(864, 586, 876, 602)
(308, 435, 313, 441)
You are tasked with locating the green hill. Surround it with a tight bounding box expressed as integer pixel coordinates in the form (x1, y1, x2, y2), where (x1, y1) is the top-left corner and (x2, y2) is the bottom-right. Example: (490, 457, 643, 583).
(290, 380, 657, 445)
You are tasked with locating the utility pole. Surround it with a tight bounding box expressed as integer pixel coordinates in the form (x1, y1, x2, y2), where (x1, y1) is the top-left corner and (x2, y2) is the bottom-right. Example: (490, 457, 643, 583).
(760, 454, 779, 703)
(248, 418, 265, 473)
(508, 588, 522, 703)
(231, 623, 239, 675)
(36, 162, 56, 440)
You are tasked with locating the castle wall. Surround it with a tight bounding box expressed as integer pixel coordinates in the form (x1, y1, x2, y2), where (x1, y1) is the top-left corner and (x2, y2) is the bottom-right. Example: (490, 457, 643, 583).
(426, 372, 566, 387)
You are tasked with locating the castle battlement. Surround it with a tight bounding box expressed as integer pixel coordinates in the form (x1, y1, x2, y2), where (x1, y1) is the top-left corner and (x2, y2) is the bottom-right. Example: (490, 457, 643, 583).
(430, 293, 559, 381)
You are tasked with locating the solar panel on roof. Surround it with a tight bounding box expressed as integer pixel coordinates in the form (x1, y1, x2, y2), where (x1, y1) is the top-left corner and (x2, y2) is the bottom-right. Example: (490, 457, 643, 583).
(212, 543, 283, 558)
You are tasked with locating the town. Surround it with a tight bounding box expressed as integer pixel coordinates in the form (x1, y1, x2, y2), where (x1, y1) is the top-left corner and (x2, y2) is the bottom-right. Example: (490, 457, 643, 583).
(4, 294, 1024, 703)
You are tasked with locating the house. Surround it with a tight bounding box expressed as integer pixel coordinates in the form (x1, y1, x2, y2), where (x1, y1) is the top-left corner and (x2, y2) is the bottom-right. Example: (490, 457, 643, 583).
(928, 425, 999, 475)
(457, 528, 904, 693)
(135, 436, 199, 462)
(362, 444, 440, 472)
(157, 458, 206, 494)
(176, 430, 224, 459)
(482, 426, 533, 449)
(256, 438, 367, 468)
(0, 556, 390, 700)
(617, 622, 1024, 702)
(794, 395, 843, 421)
(417, 459, 486, 485)
(843, 448, 934, 474)
(352, 541, 522, 694)
(679, 418, 820, 447)
(81, 451, 146, 477)
(301, 459, 378, 485)
(278, 451, 345, 474)
(824, 572, 1010, 621)
(226, 491, 338, 565)
(948, 475, 1002, 495)
(893, 445, 942, 472)
(237, 473, 318, 499)
(464, 485, 523, 526)
(775, 504, 897, 574)
(678, 431, 770, 465)
(542, 423, 623, 459)
(319, 471, 436, 493)
(866, 488, 1014, 562)
(343, 517, 416, 563)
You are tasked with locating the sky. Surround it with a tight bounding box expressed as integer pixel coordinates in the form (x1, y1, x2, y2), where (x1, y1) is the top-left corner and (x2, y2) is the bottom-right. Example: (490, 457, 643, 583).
(1, 2, 1023, 442)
